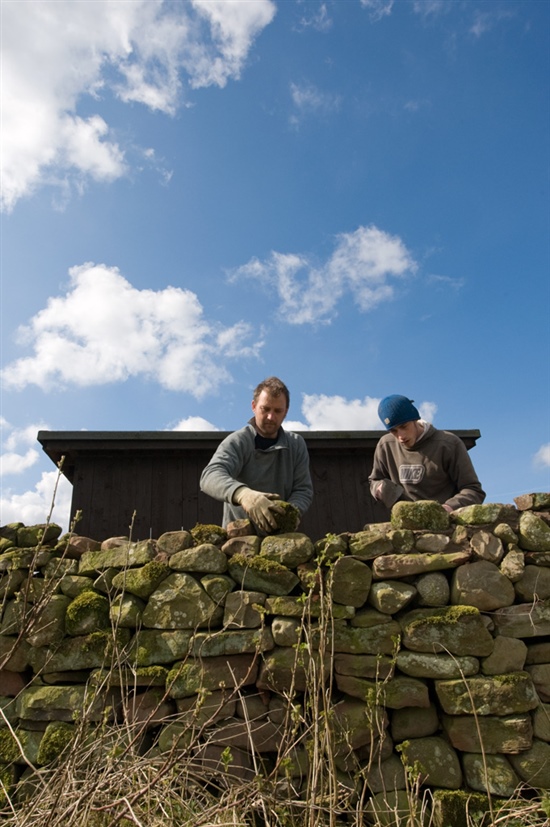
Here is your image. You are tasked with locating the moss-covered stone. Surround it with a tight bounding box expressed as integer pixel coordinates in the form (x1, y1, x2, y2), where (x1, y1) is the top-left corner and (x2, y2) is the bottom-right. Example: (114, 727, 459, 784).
(0, 523, 22, 542)
(514, 492, 550, 511)
(110, 560, 170, 598)
(200, 573, 236, 604)
(264, 595, 354, 620)
(400, 605, 494, 656)
(452, 503, 514, 526)
(349, 528, 393, 558)
(431, 789, 493, 827)
(16, 684, 119, 724)
(365, 790, 415, 826)
(260, 533, 314, 568)
(65, 590, 111, 636)
(58, 574, 96, 598)
(78, 540, 156, 575)
(388, 529, 415, 553)
(28, 629, 131, 672)
(270, 500, 301, 534)
(257, 646, 330, 693)
(435, 672, 539, 716)
(0, 548, 52, 571)
(36, 721, 74, 765)
(227, 554, 299, 595)
(141, 572, 221, 629)
(398, 735, 462, 789)
(127, 629, 192, 666)
(391, 500, 450, 531)
(313, 533, 348, 561)
(0, 569, 25, 599)
(0, 728, 20, 762)
(109, 592, 145, 627)
(190, 627, 274, 657)
(167, 653, 258, 698)
(461, 753, 520, 796)
(0, 762, 18, 807)
(90, 665, 168, 687)
(169, 544, 227, 574)
(41, 557, 79, 579)
(508, 738, 550, 788)
(493, 523, 518, 544)
(518, 511, 550, 551)
(156, 530, 193, 555)
(26, 594, 71, 647)
(0, 537, 16, 553)
(190, 523, 227, 547)
(16, 523, 62, 547)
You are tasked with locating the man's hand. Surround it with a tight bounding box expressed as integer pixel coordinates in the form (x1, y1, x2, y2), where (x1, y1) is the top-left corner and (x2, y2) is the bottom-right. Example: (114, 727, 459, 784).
(233, 487, 283, 532)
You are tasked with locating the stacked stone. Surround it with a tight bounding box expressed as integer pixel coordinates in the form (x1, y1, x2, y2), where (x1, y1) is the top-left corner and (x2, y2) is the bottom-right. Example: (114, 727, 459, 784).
(0, 495, 549, 817)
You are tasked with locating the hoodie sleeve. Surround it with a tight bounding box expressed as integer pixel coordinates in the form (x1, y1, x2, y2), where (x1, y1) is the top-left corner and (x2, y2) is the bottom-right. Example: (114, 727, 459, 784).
(442, 436, 486, 510)
(369, 440, 406, 507)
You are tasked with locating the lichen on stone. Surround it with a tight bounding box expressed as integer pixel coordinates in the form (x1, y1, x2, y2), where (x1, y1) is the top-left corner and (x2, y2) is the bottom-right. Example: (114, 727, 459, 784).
(65, 590, 111, 636)
(391, 500, 450, 532)
(191, 523, 227, 547)
(36, 721, 74, 765)
(230, 553, 287, 573)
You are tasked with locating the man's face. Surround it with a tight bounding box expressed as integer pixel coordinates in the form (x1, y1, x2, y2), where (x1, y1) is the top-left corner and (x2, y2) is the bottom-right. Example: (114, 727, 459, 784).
(252, 390, 288, 438)
(390, 420, 422, 449)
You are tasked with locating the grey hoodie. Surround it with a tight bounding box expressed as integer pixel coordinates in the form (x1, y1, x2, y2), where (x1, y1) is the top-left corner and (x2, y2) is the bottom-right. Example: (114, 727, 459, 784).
(369, 422, 485, 510)
(200, 423, 313, 526)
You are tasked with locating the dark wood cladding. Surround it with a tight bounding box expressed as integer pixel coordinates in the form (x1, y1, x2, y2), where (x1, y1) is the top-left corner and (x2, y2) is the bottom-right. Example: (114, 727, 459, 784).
(38, 430, 481, 543)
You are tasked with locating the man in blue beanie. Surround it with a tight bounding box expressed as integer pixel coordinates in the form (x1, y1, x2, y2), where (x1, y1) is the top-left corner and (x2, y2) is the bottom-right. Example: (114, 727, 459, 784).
(369, 394, 485, 512)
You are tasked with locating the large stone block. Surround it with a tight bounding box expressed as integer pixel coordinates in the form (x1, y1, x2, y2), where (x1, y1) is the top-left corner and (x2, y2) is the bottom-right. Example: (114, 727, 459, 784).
(442, 713, 533, 753)
(435, 672, 539, 716)
(399, 606, 494, 656)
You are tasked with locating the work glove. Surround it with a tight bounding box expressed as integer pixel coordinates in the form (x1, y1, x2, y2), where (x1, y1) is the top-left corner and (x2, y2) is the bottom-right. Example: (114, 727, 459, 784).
(233, 487, 283, 532)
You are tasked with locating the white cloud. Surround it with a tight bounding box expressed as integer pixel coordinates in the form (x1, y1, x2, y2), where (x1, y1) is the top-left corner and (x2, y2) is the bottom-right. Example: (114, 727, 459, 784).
(288, 393, 437, 430)
(228, 224, 417, 325)
(426, 274, 465, 291)
(1, 450, 40, 477)
(412, 1, 447, 17)
(1, 421, 49, 476)
(470, 8, 514, 39)
(1, 262, 261, 395)
(419, 401, 437, 423)
(289, 81, 341, 125)
(534, 443, 550, 468)
(189, 0, 277, 88)
(0, 471, 73, 532)
(360, 0, 394, 22)
(297, 394, 382, 429)
(171, 417, 221, 431)
(295, 3, 333, 33)
(1, 0, 275, 211)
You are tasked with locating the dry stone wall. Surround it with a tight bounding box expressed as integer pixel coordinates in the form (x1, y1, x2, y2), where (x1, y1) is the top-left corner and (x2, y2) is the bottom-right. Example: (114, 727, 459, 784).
(1, 494, 550, 814)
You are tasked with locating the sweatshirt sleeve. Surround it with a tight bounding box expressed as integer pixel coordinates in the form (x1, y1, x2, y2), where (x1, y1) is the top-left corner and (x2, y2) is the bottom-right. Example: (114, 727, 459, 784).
(287, 435, 313, 515)
(199, 430, 251, 505)
(368, 442, 405, 508)
(442, 437, 486, 510)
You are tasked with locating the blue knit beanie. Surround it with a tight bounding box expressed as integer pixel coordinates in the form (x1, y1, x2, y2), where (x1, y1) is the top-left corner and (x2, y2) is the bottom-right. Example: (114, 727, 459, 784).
(378, 395, 420, 429)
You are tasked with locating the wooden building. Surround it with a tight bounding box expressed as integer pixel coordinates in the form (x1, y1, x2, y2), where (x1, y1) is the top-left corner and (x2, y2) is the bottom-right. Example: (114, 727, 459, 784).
(38, 430, 482, 542)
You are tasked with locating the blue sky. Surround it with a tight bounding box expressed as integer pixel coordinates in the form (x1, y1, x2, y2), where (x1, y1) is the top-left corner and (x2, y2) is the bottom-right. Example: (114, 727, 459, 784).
(1, 0, 549, 532)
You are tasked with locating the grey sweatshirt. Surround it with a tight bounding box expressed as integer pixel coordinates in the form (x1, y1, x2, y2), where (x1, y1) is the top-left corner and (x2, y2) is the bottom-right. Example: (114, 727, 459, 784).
(200, 423, 313, 527)
(369, 422, 485, 510)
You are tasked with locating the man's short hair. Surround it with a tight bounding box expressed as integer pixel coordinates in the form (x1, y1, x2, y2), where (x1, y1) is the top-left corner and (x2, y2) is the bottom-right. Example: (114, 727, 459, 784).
(253, 376, 290, 409)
